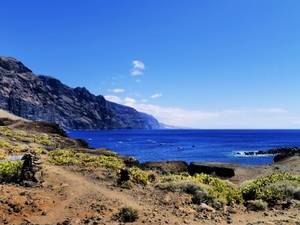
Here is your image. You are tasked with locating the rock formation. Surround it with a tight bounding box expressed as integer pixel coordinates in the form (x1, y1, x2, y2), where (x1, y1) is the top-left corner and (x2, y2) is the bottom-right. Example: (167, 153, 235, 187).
(0, 56, 160, 130)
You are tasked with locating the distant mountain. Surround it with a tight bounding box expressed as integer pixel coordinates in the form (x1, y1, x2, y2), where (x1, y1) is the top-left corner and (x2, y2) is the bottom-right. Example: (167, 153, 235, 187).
(159, 123, 180, 129)
(0, 56, 160, 130)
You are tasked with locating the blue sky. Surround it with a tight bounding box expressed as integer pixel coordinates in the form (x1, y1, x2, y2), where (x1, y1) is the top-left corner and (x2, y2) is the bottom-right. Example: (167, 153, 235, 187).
(1, 0, 300, 128)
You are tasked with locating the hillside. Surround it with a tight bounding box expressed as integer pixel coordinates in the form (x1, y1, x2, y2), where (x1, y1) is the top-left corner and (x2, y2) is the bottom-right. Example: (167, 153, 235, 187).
(0, 56, 160, 129)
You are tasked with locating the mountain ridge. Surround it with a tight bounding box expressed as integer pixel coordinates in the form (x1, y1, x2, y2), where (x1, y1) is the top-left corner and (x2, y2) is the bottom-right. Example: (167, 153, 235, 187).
(0, 56, 160, 130)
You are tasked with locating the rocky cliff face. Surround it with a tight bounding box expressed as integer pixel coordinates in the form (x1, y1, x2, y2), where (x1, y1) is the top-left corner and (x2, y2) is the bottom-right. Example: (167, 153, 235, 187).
(0, 56, 160, 130)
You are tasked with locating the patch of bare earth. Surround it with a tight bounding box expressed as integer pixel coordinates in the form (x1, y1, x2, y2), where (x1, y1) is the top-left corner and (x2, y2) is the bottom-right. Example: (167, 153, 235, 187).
(1, 161, 299, 225)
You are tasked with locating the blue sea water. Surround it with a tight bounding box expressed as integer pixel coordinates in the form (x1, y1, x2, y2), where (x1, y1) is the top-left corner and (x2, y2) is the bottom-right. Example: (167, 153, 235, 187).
(68, 129, 300, 165)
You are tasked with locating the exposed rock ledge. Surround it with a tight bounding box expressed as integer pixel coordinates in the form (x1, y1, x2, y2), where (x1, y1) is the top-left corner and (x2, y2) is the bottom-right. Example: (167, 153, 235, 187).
(238, 147, 300, 163)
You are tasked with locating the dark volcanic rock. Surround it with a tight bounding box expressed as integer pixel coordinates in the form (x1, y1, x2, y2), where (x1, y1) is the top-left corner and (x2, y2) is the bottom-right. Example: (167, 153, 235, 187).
(141, 160, 188, 173)
(241, 147, 300, 163)
(0, 56, 160, 130)
(188, 162, 235, 178)
(0, 57, 32, 73)
(272, 147, 300, 162)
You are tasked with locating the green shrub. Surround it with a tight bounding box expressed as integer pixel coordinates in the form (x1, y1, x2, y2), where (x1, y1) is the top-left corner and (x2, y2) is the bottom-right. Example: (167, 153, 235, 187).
(34, 147, 47, 155)
(246, 199, 268, 211)
(0, 160, 23, 176)
(195, 174, 243, 205)
(94, 155, 125, 170)
(116, 207, 139, 223)
(158, 181, 201, 194)
(0, 150, 7, 160)
(191, 190, 214, 205)
(0, 139, 14, 150)
(160, 173, 243, 205)
(128, 167, 149, 185)
(241, 173, 300, 204)
(0, 127, 54, 146)
(48, 149, 125, 170)
(33, 134, 53, 146)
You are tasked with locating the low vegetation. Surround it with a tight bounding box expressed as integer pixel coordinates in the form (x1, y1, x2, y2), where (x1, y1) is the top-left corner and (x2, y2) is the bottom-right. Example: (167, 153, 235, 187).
(116, 207, 139, 223)
(159, 173, 243, 205)
(0, 139, 14, 150)
(48, 149, 125, 170)
(0, 160, 23, 182)
(0, 127, 54, 146)
(0, 138, 27, 153)
(127, 167, 149, 185)
(0, 150, 7, 160)
(246, 199, 268, 211)
(241, 173, 300, 205)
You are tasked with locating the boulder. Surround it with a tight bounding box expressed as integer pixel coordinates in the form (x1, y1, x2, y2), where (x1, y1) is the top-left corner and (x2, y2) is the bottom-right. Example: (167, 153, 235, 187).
(141, 160, 188, 173)
(188, 162, 235, 178)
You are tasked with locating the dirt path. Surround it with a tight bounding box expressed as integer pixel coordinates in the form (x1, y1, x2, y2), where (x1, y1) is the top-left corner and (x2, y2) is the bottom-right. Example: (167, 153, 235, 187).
(30, 165, 186, 225)
(27, 164, 300, 225)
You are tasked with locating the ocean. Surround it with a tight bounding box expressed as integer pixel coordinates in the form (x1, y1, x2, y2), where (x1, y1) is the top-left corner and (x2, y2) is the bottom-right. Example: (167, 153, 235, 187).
(68, 129, 300, 165)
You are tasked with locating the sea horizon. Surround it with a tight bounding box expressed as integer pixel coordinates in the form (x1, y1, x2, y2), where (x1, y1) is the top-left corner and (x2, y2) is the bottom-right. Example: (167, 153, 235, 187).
(68, 129, 300, 166)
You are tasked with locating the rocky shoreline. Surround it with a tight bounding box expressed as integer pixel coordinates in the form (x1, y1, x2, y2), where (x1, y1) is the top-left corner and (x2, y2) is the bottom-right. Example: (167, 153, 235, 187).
(236, 147, 300, 162)
(137, 147, 300, 179)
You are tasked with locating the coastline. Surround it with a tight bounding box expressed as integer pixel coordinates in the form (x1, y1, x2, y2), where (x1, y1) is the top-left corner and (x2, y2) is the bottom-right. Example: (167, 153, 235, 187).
(0, 118, 300, 225)
(68, 129, 300, 166)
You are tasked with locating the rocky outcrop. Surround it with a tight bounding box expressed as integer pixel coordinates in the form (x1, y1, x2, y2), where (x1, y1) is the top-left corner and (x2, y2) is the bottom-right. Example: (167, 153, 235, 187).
(0, 56, 160, 130)
(20, 153, 43, 187)
(188, 162, 235, 178)
(271, 147, 300, 162)
(237, 147, 300, 163)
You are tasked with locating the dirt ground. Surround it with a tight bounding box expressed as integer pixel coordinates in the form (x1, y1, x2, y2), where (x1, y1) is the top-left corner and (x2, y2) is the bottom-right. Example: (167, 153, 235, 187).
(1, 159, 299, 225)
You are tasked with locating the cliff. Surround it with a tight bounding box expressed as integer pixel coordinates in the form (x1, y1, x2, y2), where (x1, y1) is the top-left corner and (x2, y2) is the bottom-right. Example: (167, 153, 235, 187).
(0, 56, 160, 129)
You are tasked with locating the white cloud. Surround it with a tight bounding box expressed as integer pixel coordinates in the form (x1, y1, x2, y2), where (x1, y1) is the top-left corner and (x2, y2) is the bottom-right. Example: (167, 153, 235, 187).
(150, 93, 162, 99)
(131, 60, 145, 76)
(104, 95, 300, 128)
(124, 97, 136, 104)
(111, 88, 125, 93)
(104, 95, 122, 104)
